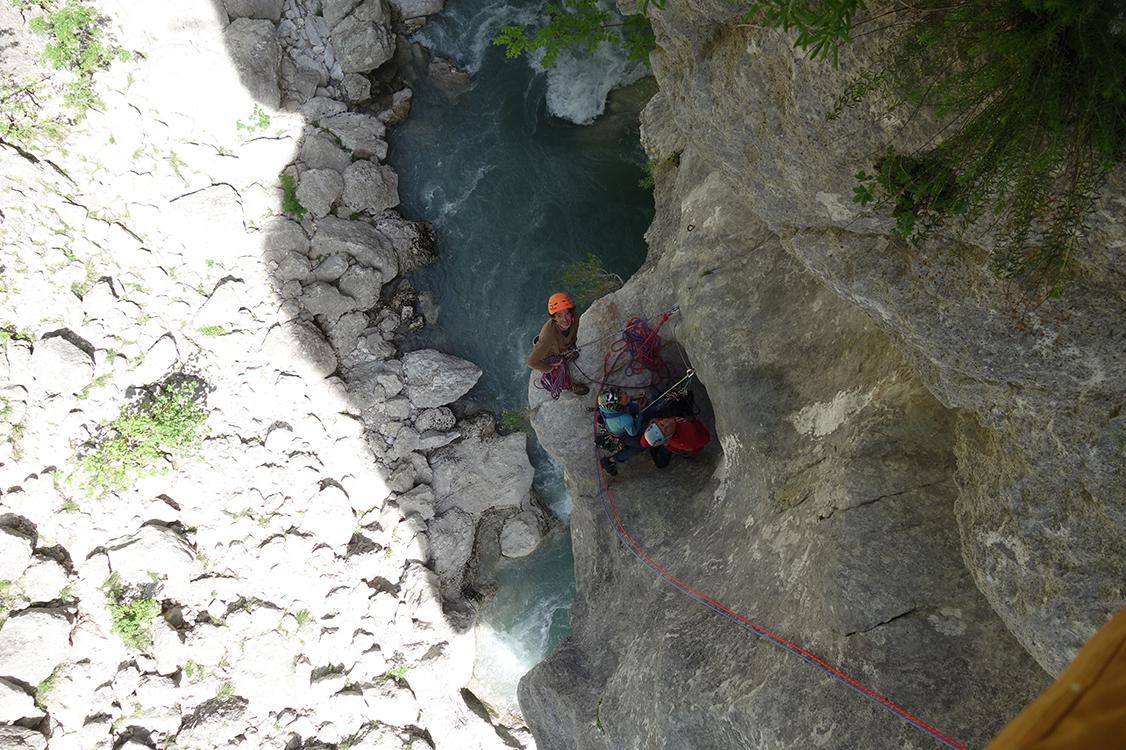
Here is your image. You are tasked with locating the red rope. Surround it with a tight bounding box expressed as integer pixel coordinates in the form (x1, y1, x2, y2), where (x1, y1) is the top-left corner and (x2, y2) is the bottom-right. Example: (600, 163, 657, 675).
(591, 315, 970, 750)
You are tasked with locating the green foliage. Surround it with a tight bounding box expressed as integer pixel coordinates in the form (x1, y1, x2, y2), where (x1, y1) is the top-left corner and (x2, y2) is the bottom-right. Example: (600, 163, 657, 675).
(197, 325, 226, 337)
(27, 0, 122, 119)
(384, 664, 409, 682)
(498, 407, 529, 434)
(0, 77, 66, 149)
(35, 664, 63, 709)
(182, 660, 205, 682)
(279, 174, 306, 218)
(103, 574, 159, 651)
(294, 608, 312, 627)
(236, 104, 271, 133)
(766, 0, 1126, 291)
(216, 682, 236, 700)
(493, 0, 655, 68)
(77, 377, 208, 496)
(561, 254, 623, 307)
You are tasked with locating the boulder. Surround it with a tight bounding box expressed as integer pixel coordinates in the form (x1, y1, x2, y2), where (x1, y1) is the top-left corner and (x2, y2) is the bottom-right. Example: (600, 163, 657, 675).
(331, 1, 396, 74)
(299, 128, 353, 173)
(389, 0, 444, 18)
(0, 527, 33, 580)
(500, 511, 542, 558)
(378, 86, 412, 126)
(105, 524, 197, 588)
(223, 0, 282, 21)
(323, 0, 361, 28)
(300, 485, 355, 548)
(430, 433, 533, 517)
(222, 19, 281, 109)
(31, 333, 94, 396)
(319, 112, 388, 160)
(301, 281, 360, 321)
(0, 677, 41, 722)
(337, 264, 382, 308)
(310, 217, 399, 281)
(177, 696, 249, 750)
(414, 407, 455, 433)
(0, 608, 71, 685)
(262, 320, 338, 379)
(131, 334, 179, 385)
(342, 72, 371, 102)
(167, 184, 245, 255)
(0, 726, 46, 750)
(401, 349, 481, 408)
(19, 557, 69, 603)
(373, 217, 435, 273)
(295, 168, 344, 218)
(342, 160, 399, 215)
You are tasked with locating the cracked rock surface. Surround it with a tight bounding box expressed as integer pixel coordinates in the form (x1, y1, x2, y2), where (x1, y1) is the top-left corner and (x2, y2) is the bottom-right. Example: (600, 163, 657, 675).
(0, 0, 539, 748)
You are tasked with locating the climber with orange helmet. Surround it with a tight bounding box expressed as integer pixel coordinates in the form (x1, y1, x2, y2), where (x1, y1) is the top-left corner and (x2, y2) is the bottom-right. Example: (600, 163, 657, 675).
(528, 292, 589, 397)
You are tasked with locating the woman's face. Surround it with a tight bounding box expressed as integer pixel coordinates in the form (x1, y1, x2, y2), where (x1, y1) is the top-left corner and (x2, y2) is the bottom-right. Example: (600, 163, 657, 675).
(552, 308, 573, 328)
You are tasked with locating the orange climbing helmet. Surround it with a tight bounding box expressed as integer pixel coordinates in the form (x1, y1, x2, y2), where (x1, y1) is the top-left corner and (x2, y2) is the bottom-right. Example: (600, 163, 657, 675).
(547, 292, 574, 315)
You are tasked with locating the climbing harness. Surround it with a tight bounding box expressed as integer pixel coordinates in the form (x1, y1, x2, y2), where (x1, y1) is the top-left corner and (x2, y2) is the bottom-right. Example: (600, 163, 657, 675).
(590, 308, 969, 750)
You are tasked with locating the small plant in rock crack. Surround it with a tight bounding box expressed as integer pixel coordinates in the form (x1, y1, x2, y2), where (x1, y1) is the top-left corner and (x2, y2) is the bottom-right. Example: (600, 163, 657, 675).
(76, 375, 209, 496)
(561, 254, 623, 307)
(384, 663, 409, 683)
(235, 103, 271, 133)
(278, 174, 306, 218)
(102, 573, 159, 651)
(498, 408, 529, 434)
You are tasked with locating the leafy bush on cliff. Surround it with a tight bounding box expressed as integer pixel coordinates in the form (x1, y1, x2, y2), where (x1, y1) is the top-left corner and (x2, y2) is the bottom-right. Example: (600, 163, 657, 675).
(493, 0, 655, 68)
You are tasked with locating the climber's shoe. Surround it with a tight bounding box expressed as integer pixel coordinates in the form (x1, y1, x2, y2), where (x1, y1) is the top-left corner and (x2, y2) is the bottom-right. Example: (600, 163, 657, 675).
(600, 456, 618, 476)
(571, 383, 590, 396)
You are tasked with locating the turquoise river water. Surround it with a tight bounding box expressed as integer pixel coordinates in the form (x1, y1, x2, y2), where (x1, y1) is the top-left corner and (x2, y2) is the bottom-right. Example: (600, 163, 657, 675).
(387, 0, 654, 714)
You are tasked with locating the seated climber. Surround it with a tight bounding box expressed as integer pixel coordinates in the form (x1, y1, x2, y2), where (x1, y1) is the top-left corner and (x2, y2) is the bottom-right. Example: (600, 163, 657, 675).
(597, 388, 646, 477)
(598, 387, 643, 437)
(528, 292, 589, 398)
(640, 416, 711, 469)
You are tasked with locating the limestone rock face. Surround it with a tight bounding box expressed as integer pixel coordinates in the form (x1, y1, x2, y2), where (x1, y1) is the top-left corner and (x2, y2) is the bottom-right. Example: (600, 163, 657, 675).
(222, 18, 280, 108)
(401, 349, 482, 408)
(31, 334, 94, 396)
(342, 159, 400, 215)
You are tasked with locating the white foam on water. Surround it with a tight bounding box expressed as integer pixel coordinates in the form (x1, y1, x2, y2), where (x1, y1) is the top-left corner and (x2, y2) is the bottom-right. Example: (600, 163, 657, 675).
(539, 43, 648, 125)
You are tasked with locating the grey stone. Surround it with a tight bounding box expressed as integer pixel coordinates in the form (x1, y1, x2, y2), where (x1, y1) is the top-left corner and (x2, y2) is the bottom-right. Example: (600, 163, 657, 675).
(0, 676, 42, 722)
(388, 0, 444, 18)
(377, 86, 412, 126)
(300, 128, 352, 173)
(19, 558, 68, 604)
(319, 112, 388, 160)
(414, 407, 455, 433)
(295, 168, 344, 218)
(310, 217, 399, 282)
(223, 0, 282, 22)
(222, 19, 281, 109)
(0, 726, 46, 750)
(0, 527, 33, 581)
(311, 253, 350, 281)
(401, 349, 481, 408)
(395, 484, 435, 520)
(261, 217, 309, 256)
(301, 281, 360, 321)
(427, 508, 475, 603)
(373, 217, 435, 273)
(106, 524, 197, 587)
(331, 1, 396, 74)
(427, 55, 470, 97)
(0, 609, 71, 685)
(132, 334, 179, 385)
(342, 72, 371, 102)
(430, 432, 532, 517)
(31, 332, 94, 396)
(322, 0, 361, 28)
(177, 697, 249, 750)
(324, 311, 368, 357)
(499, 510, 542, 558)
(299, 96, 348, 122)
(337, 264, 382, 308)
(342, 160, 399, 215)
